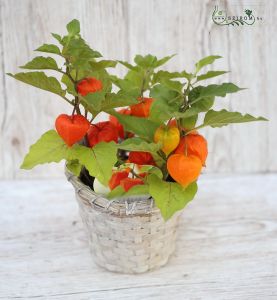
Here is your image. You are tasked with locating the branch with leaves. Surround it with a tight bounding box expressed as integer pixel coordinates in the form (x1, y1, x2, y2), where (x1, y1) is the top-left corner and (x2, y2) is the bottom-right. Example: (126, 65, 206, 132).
(8, 19, 268, 220)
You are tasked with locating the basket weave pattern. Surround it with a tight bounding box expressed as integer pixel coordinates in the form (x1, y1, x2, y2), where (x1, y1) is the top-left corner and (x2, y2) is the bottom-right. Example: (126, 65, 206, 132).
(66, 169, 181, 274)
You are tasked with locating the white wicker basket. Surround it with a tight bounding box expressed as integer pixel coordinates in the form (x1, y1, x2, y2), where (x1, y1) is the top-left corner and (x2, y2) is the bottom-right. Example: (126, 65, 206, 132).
(65, 168, 181, 274)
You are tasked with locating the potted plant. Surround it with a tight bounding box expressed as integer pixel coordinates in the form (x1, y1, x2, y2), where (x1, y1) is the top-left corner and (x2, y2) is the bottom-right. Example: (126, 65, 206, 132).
(8, 19, 267, 274)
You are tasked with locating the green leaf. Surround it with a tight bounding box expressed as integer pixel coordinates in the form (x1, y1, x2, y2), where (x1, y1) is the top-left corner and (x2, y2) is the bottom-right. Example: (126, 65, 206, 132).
(148, 174, 198, 220)
(69, 142, 117, 185)
(134, 54, 158, 68)
(174, 107, 201, 119)
(118, 137, 161, 153)
(150, 100, 177, 123)
(20, 56, 59, 71)
(61, 74, 77, 96)
(153, 71, 178, 83)
(188, 86, 215, 112)
(51, 33, 62, 43)
(107, 184, 149, 199)
(125, 69, 146, 89)
(195, 55, 222, 73)
(95, 69, 113, 93)
(149, 84, 182, 122)
(177, 70, 193, 80)
(199, 109, 268, 129)
(66, 159, 82, 176)
(196, 71, 228, 82)
(150, 84, 183, 104)
(139, 165, 163, 179)
(62, 37, 102, 69)
(161, 79, 184, 93)
(192, 97, 214, 112)
(153, 70, 193, 84)
(118, 60, 137, 70)
(124, 184, 149, 196)
(21, 130, 69, 169)
(89, 60, 117, 70)
(133, 54, 175, 69)
(80, 91, 106, 112)
(104, 91, 138, 109)
(154, 54, 176, 67)
(35, 44, 61, 55)
(109, 111, 159, 141)
(7, 72, 66, 97)
(189, 83, 244, 105)
(110, 75, 141, 97)
(66, 19, 80, 35)
(107, 186, 125, 199)
(180, 114, 198, 130)
(125, 67, 153, 93)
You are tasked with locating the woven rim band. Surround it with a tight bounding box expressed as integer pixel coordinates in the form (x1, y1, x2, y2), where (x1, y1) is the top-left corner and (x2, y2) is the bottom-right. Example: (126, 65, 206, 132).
(65, 167, 159, 217)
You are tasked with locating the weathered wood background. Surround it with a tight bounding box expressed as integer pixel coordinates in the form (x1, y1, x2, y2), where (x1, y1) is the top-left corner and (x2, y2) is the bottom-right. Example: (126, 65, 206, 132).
(0, 0, 276, 179)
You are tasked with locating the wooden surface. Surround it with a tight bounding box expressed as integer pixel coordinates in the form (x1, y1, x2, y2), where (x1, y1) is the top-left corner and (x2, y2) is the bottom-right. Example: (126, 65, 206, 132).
(0, 0, 275, 179)
(1, 174, 277, 299)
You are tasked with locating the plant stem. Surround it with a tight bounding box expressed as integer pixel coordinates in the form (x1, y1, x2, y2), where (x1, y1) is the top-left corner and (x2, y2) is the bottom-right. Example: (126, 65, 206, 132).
(58, 70, 75, 85)
(116, 157, 146, 181)
(61, 96, 74, 106)
(89, 114, 98, 124)
(185, 124, 205, 134)
(182, 79, 191, 109)
(63, 59, 81, 114)
(74, 96, 81, 114)
(129, 168, 145, 181)
(157, 150, 166, 162)
(140, 69, 151, 98)
(71, 106, 76, 116)
(161, 164, 168, 180)
(65, 59, 75, 83)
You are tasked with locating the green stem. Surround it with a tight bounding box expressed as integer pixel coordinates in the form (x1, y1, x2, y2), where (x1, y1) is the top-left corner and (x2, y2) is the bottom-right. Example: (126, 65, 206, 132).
(185, 124, 205, 134)
(184, 79, 191, 96)
(116, 158, 145, 181)
(64, 60, 81, 114)
(157, 150, 166, 162)
(74, 96, 81, 114)
(129, 168, 145, 181)
(161, 164, 169, 180)
(180, 79, 191, 112)
(140, 69, 151, 98)
(58, 70, 75, 85)
(89, 113, 98, 124)
(61, 95, 74, 106)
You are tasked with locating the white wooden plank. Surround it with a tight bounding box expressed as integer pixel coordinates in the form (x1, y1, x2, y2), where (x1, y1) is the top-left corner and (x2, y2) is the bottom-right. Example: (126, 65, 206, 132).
(0, 174, 276, 299)
(0, 0, 75, 179)
(265, 0, 277, 171)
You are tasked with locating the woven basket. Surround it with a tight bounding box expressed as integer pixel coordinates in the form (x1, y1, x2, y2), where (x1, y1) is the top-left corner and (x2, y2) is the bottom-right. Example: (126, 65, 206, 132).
(65, 168, 181, 274)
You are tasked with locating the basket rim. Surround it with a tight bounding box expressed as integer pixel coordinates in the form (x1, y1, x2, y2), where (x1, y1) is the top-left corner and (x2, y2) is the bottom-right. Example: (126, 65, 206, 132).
(65, 167, 159, 216)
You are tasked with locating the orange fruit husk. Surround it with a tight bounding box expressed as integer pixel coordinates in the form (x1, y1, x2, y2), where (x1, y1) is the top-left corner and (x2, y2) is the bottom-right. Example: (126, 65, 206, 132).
(167, 154, 202, 187)
(174, 133, 208, 166)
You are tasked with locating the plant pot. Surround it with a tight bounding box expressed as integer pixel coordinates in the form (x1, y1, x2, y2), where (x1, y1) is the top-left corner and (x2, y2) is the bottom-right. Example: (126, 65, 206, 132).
(65, 168, 181, 274)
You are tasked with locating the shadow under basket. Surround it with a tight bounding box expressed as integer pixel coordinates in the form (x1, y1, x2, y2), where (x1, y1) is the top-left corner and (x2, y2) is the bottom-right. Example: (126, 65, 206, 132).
(65, 168, 181, 274)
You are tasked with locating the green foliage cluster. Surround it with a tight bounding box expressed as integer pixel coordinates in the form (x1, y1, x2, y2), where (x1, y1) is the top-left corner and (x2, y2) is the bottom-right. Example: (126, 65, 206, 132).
(9, 20, 267, 220)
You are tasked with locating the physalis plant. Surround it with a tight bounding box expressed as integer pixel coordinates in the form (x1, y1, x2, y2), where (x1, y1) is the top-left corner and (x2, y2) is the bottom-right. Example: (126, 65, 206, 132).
(9, 20, 267, 220)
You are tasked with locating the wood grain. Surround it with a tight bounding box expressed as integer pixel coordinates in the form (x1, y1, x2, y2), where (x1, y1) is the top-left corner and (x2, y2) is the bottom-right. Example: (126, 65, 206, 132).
(0, 174, 276, 299)
(0, 0, 275, 178)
